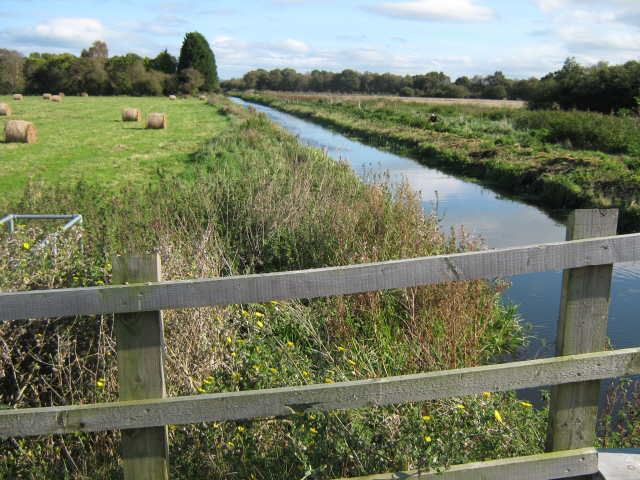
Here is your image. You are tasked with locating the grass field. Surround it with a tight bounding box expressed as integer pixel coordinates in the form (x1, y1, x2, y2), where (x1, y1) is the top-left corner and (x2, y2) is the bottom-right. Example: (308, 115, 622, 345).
(0, 95, 228, 210)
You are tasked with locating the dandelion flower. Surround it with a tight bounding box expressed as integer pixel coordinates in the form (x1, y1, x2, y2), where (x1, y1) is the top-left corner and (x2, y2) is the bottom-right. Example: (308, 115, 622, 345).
(255, 347, 260, 352)
(23, 243, 30, 249)
(97, 281, 104, 285)
(309, 428, 318, 434)
(457, 404, 465, 409)
(237, 426, 245, 432)
(97, 381, 104, 387)
(270, 368, 278, 374)
(494, 410, 503, 422)
(423, 415, 431, 421)
(325, 378, 333, 383)
(348, 360, 356, 365)
(270, 300, 277, 304)
(483, 392, 491, 398)
(198, 388, 206, 393)
(232, 373, 242, 380)
(229, 442, 234, 448)
(107, 264, 112, 268)
(238, 339, 246, 344)
(425, 436, 432, 442)
(286, 341, 294, 347)
(169, 425, 179, 430)
(208, 376, 215, 380)
(302, 371, 308, 376)
(217, 316, 222, 322)
(203, 380, 212, 385)
(230, 352, 236, 357)
(257, 321, 264, 328)
(242, 310, 250, 316)
(256, 312, 263, 317)
(520, 402, 533, 407)
(253, 365, 260, 370)
(337, 347, 346, 352)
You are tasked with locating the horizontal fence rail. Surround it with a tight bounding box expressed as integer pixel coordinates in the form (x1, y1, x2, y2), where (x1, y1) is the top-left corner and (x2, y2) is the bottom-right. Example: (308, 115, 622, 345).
(2, 233, 639, 321)
(2, 347, 638, 438)
(341, 448, 599, 480)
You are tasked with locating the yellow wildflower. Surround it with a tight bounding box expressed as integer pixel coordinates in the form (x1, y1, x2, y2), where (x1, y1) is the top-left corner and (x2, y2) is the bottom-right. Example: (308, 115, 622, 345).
(203, 380, 211, 385)
(425, 436, 432, 442)
(230, 352, 236, 357)
(107, 264, 111, 268)
(97, 381, 104, 387)
(270, 368, 278, 373)
(169, 425, 179, 430)
(494, 410, 503, 422)
(23, 243, 29, 249)
(337, 347, 346, 352)
(309, 428, 318, 434)
(325, 378, 333, 383)
(308, 441, 315, 446)
(255, 312, 263, 317)
(257, 321, 264, 328)
(229, 442, 234, 448)
(270, 300, 277, 304)
(97, 281, 104, 285)
(237, 426, 245, 432)
(217, 316, 222, 322)
(457, 404, 464, 409)
(232, 373, 242, 380)
(237, 338, 246, 344)
(520, 402, 533, 408)
(348, 360, 356, 365)
(242, 310, 250, 316)
(208, 376, 215, 380)
(483, 392, 491, 398)
(423, 415, 430, 421)
(227, 337, 232, 343)
(198, 388, 206, 393)
(253, 365, 260, 370)
(286, 341, 294, 347)
(302, 371, 308, 376)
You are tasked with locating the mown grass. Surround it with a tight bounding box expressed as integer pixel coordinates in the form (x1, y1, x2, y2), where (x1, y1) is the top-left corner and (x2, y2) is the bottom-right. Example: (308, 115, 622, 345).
(0, 95, 228, 210)
(235, 92, 640, 233)
(0, 98, 546, 479)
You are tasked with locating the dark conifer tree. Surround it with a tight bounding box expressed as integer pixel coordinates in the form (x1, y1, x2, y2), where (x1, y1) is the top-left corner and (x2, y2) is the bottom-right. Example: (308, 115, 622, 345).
(177, 32, 217, 91)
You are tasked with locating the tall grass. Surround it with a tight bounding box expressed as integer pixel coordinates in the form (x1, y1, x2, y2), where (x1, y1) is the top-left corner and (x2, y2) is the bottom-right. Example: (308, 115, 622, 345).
(1, 99, 532, 479)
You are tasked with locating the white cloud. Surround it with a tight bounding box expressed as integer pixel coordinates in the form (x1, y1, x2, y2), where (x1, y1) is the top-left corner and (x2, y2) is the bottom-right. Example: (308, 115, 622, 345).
(157, 14, 189, 23)
(112, 21, 180, 36)
(2, 18, 125, 49)
(365, 0, 498, 22)
(267, 39, 311, 53)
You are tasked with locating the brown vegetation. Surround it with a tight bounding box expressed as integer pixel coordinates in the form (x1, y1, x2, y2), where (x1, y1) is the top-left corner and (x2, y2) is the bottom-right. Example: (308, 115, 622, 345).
(0, 103, 11, 116)
(42, 93, 51, 100)
(13, 94, 22, 101)
(51, 95, 62, 103)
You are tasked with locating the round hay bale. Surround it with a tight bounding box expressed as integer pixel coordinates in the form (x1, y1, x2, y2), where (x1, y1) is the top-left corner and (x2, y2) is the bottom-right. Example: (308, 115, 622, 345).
(51, 95, 62, 102)
(146, 113, 167, 129)
(183, 94, 191, 99)
(199, 95, 207, 101)
(0, 103, 11, 116)
(13, 94, 23, 101)
(58, 92, 65, 98)
(122, 108, 142, 122)
(43, 93, 51, 100)
(4, 120, 37, 144)
(81, 92, 89, 97)
(169, 95, 177, 100)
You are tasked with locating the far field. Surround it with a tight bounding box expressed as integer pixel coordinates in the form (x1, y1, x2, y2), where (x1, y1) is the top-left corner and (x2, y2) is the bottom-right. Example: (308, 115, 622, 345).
(0, 95, 228, 210)
(252, 91, 527, 108)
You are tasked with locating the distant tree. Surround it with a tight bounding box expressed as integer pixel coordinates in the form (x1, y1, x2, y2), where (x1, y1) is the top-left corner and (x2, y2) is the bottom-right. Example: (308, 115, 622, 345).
(398, 86, 414, 97)
(152, 49, 177, 74)
(179, 67, 204, 94)
(177, 32, 218, 91)
(334, 69, 361, 93)
(81, 40, 108, 64)
(0, 49, 26, 93)
(485, 85, 507, 100)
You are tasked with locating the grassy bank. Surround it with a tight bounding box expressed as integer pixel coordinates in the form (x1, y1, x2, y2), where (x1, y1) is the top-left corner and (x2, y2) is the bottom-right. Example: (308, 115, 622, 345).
(235, 92, 640, 233)
(0, 95, 228, 210)
(0, 97, 546, 478)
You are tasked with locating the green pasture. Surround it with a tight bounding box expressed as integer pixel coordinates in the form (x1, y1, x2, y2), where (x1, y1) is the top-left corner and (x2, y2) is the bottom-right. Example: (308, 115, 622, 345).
(0, 95, 228, 210)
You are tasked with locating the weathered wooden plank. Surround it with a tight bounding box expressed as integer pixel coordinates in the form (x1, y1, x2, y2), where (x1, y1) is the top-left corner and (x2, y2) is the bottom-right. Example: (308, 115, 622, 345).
(1, 348, 639, 438)
(335, 448, 598, 480)
(546, 210, 617, 465)
(113, 255, 169, 480)
(2, 233, 639, 321)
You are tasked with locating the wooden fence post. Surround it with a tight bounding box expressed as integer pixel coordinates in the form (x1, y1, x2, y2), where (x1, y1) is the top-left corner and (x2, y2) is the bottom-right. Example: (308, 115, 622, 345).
(112, 254, 169, 480)
(545, 209, 618, 476)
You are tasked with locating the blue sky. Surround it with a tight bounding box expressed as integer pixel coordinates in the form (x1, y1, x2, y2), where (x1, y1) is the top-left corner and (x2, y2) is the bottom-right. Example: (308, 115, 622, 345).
(1, 0, 639, 80)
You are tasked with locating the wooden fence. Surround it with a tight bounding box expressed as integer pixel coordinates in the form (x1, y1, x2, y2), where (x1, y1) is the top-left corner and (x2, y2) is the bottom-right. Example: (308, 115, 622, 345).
(1, 209, 639, 480)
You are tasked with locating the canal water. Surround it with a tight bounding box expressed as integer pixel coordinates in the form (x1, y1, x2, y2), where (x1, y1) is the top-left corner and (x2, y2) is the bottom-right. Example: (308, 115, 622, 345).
(231, 97, 640, 403)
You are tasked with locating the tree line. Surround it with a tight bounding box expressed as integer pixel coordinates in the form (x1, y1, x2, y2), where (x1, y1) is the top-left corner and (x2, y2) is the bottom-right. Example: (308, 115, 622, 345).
(0, 32, 218, 97)
(220, 58, 640, 114)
